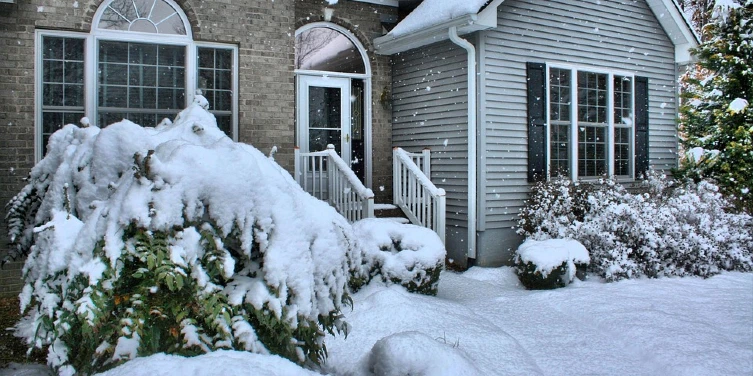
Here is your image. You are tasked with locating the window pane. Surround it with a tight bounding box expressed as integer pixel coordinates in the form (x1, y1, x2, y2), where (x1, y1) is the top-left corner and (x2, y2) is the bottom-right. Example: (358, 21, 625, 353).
(98, 41, 186, 126)
(295, 27, 365, 74)
(549, 68, 571, 122)
(41, 35, 85, 153)
(614, 127, 631, 176)
(215, 114, 232, 136)
(614, 76, 633, 176)
(577, 71, 608, 124)
(550, 123, 570, 176)
(198, 47, 234, 118)
(614, 76, 633, 125)
(578, 125, 607, 177)
(549, 68, 571, 177)
(309, 86, 341, 129)
(42, 111, 84, 155)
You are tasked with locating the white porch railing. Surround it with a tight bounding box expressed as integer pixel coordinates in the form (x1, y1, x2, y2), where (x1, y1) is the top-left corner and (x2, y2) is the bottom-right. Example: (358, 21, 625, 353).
(294, 145, 374, 222)
(393, 147, 446, 243)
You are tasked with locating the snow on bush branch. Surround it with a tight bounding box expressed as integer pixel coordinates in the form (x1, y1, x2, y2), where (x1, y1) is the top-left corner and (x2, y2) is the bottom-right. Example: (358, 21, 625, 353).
(518, 172, 753, 281)
(6, 96, 355, 374)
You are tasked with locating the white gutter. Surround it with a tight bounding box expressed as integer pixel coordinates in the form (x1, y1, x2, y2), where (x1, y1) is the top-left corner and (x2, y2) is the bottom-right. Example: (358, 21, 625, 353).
(448, 26, 477, 260)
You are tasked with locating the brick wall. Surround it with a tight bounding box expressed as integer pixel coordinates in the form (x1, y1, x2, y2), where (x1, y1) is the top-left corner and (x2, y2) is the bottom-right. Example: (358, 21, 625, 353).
(0, 0, 396, 297)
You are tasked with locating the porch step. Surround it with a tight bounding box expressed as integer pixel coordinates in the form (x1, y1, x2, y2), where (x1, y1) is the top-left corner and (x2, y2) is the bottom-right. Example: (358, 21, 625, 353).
(374, 203, 407, 221)
(380, 217, 410, 224)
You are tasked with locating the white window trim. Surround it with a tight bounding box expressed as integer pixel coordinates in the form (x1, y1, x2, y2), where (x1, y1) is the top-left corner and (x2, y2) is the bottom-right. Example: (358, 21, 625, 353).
(294, 22, 373, 189)
(545, 63, 636, 181)
(35, 1, 239, 161)
(92, 0, 193, 40)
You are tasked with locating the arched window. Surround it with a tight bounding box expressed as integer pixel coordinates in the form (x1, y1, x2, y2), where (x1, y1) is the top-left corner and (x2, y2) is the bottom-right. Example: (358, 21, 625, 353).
(35, 0, 238, 159)
(295, 26, 365, 74)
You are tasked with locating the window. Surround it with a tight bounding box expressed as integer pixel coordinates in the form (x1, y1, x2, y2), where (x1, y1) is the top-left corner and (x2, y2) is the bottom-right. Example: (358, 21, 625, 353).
(547, 66, 634, 179)
(36, 0, 238, 159)
(41, 36, 85, 150)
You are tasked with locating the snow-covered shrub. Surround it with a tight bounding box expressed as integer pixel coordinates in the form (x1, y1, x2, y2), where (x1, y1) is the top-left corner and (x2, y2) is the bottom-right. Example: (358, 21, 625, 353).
(514, 239, 589, 290)
(518, 171, 753, 281)
(367, 331, 481, 376)
(350, 219, 445, 296)
(5, 97, 353, 374)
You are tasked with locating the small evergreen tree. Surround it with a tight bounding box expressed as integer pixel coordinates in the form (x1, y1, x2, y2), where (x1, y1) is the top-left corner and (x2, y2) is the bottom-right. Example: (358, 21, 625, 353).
(677, 0, 753, 212)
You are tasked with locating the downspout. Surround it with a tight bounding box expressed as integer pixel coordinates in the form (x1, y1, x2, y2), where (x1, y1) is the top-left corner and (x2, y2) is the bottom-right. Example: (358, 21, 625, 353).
(448, 26, 477, 260)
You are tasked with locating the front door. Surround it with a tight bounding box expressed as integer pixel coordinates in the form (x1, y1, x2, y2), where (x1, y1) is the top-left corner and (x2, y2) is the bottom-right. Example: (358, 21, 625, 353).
(297, 75, 351, 165)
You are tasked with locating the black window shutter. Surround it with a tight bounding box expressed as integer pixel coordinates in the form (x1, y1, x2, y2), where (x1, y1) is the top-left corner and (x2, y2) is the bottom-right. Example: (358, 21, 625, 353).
(634, 76, 649, 178)
(527, 62, 547, 182)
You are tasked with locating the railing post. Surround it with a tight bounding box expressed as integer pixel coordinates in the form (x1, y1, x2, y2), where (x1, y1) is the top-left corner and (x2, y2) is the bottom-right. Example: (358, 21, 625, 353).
(326, 145, 335, 205)
(422, 148, 431, 177)
(294, 147, 301, 185)
(365, 196, 374, 219)
(393, 147, 399, 206)
(437, 192, 446, 244)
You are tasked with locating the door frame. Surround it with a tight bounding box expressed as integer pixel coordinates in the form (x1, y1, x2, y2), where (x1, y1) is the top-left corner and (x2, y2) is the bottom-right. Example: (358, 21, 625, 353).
(296, 75, 352, 165)
(294, 22, 372, 189)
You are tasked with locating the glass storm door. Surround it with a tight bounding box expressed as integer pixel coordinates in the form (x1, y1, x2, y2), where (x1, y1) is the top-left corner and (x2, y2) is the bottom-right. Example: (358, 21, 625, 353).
(297, 75, 352, 164)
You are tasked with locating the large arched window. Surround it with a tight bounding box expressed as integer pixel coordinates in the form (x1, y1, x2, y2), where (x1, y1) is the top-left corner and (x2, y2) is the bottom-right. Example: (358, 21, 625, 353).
(35, 0, 238, 159)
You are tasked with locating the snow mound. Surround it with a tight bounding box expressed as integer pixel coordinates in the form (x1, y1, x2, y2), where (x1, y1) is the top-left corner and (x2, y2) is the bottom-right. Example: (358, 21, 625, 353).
(368, 331, 481, 376)
(95, 350, 320, 376)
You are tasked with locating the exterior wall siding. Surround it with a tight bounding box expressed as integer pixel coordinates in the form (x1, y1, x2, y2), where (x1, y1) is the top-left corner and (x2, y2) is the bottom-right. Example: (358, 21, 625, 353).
(0, 0, 394, 296)
(391, 40, 472, 265)
(476, 0, 678, 265)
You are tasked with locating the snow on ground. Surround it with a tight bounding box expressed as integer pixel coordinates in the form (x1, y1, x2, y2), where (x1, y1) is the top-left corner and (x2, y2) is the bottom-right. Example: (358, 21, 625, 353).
(96, 351, 320, 376)
(3, 268, 751, 375)
(324, 268, 753, 376)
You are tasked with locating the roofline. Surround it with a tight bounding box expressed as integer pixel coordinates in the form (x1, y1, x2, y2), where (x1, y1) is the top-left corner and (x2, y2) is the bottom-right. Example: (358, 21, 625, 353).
(374, 0, 700, 62)
(374, 0, 504, 55)
(374, 14, 484, 55)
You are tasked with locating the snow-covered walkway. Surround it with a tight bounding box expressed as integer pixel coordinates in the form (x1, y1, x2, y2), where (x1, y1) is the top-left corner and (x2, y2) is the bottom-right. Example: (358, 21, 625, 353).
(324, 268, 753, 375)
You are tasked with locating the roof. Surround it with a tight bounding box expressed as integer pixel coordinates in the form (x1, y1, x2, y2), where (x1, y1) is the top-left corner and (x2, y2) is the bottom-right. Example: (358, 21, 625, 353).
(374, 0, 699, 63)
(388, 0, 491, 37)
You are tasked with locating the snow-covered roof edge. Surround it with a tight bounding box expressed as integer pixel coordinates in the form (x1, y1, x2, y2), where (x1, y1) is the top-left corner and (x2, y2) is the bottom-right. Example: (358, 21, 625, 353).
(374, 0, 503, 55)
(374, 0, 699, 61)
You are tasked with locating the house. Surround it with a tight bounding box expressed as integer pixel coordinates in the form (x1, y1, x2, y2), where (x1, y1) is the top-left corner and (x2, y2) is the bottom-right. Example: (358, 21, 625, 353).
(0, 0, 698, 294)
(375, 0, 698, 268)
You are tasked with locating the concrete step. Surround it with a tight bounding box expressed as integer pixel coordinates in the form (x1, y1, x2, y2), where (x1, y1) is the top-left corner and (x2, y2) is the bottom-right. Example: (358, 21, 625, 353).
(374, 203, 406, 220)
(380, 217, 410, 224)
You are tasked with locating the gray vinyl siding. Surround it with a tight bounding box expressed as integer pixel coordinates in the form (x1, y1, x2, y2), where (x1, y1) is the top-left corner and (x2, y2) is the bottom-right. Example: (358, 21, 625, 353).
(480, 0, 678, 232)
(392, 40, 470, 228)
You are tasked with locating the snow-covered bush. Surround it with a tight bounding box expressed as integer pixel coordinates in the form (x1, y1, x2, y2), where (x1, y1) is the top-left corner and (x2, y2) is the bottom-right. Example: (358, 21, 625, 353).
(5, 97, 353, 374)
(350, 219, 444, 296)
(518, 172, 753, 281)
(514, 239, 589, 290)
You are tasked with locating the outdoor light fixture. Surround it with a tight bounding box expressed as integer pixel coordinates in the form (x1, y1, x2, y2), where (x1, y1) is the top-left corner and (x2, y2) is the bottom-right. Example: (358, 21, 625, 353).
(324, 7, 334, 21)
